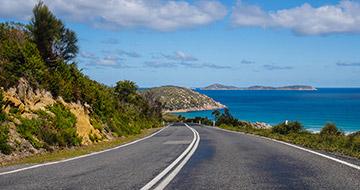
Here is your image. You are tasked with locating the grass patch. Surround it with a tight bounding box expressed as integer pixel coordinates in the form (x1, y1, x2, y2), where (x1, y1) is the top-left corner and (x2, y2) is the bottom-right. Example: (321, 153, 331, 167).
(1, 127, 162, 167)
(218, 124, 360, 159)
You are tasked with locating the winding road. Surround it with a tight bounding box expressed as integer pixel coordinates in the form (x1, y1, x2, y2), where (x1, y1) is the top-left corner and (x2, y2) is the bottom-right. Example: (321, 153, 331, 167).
(0, 123, 359, 189)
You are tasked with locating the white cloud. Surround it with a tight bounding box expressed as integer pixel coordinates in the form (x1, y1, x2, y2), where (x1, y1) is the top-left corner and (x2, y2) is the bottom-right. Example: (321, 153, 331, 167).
(81, 52, 131, 68)
(241, 59, 255, 64)
(336, 62, 360, 66)
(96, 56, 120, 66)
(0, 0, 227, 31)
(0, 0, 35, 20)
(118, 50, 141, 58)
(148, 51, 230, 69)
(161, 51, 198, 62)
(232, 0, 360, 35)
(80, 51, 98, 59)
(263, 65, 293, 70)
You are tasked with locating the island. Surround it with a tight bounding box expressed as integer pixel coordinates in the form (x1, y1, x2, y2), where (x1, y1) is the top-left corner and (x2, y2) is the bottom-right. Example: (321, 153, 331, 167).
(201, 84, 317, 91)
(143, 86, 225, 113)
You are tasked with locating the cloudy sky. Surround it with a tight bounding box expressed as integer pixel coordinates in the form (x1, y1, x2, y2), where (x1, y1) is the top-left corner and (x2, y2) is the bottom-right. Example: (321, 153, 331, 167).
(1, 0, 360, 87)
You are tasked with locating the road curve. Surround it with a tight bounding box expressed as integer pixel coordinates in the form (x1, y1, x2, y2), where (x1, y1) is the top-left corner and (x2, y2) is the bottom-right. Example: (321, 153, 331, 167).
(1, 123, 359, 190)
(0, 124, 194, 190)
(166, 124, 360, 190)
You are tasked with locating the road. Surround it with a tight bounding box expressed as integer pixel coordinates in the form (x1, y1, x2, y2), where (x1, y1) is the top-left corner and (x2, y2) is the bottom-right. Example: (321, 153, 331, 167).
(0, 123, 359, 189)
(167, 124, 360, 189)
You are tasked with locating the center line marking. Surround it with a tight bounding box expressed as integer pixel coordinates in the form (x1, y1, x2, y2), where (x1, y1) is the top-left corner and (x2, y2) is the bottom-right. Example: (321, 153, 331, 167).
(141, 123, 200, 190)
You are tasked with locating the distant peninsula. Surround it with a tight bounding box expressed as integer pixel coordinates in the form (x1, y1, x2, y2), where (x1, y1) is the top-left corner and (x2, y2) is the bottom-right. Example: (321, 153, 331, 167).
(143, 86, 225, 113)
(201, 84, 317, 91)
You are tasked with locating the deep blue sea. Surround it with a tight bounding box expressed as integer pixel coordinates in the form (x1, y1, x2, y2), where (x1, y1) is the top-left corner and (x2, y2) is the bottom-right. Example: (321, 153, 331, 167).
(175, 89, 360, 133)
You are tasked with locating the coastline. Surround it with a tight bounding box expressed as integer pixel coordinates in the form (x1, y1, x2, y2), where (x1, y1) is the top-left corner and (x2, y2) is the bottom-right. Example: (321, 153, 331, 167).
(200, 89, 318, 91)
(164, 104, 226, 114)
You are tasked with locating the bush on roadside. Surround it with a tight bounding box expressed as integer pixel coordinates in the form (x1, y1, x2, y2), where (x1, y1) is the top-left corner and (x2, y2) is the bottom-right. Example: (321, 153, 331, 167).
(185, 116, 213, 126)
(320, 123, 343, 136)
(0, 125, 12, 155)
(17, 118, 44, 149)
(0, 90, 5, 122)
(272, 121, 303, 135)
(17, 104, 81, 149)
(348, 132, 360, 152)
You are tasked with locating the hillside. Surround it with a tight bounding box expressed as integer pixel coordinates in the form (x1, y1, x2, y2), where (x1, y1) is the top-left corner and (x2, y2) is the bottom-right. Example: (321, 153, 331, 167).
(201, 84, 240, 90)
(144, 86, 225, 112)
(0, 3, 161, 162)
(202, 84, 317, 91)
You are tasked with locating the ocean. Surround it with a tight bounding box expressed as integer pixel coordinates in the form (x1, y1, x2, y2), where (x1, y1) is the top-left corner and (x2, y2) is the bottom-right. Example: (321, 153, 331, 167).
(175, 88, 360, 133)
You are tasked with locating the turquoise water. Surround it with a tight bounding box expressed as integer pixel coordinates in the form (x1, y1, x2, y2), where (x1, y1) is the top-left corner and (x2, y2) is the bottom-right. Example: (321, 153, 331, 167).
(176, 89, 360, 133)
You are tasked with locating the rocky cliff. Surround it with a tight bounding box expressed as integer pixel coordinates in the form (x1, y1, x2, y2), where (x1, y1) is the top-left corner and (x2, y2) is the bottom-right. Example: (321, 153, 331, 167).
(0, 78, 105, 163)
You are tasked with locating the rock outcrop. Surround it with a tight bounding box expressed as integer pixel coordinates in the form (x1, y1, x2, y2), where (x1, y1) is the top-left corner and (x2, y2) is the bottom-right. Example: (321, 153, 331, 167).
(3, 78, 102, 145)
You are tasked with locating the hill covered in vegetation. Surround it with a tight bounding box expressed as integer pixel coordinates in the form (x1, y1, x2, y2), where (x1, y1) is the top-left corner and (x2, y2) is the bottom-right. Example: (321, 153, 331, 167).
(201, 84, 316, 90)
(0, 2, 162, 161)
(144, 86, 225, 112)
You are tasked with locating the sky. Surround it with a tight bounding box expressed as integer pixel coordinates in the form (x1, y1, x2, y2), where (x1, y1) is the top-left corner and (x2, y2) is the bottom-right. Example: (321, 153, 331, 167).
(1, 0, 360, 88)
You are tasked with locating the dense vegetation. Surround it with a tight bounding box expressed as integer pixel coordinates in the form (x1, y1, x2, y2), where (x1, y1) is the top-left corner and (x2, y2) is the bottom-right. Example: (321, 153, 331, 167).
(0, 89, 12, 154)
(212, 109, 360, 158)
(176, 115, 213, 126)
(0, 2, 162, 154)
(17, 104, 81, 149)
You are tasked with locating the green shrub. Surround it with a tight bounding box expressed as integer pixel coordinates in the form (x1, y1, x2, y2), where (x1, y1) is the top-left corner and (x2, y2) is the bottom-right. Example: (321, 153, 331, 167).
(0, 125, 12, 155)
(46, 104, 81, 146)
(272, 121, 303, 135)
(9, 107, 19, 114)
(0, 90, 5, 122)
(348, 131, 360, 152)
(17, 118, 43, 149)
(0, 89, 4, 108)
(47, 104, 76, 130)
(0, 113, 5, 122)
(320, 123, 343, 136)
(17, 104, 81, 148)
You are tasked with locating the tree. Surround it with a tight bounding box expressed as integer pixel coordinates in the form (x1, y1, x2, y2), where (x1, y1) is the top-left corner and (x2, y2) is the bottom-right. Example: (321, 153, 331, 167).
(54, 27, 78, 62)
(29, 1, 78, 66)
(114, 80, 138, 103)
(223, 108, 232, 118)
(142, 91, 163, 118)
(212, 110, 221, 120)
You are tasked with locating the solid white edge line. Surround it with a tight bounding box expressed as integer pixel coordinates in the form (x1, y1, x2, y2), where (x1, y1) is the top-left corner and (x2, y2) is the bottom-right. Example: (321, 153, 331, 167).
(154, 124, 200, 190)
(207, 126, 360, 171)
(0, 126, 169, 176)
(140, 124, 198, 190)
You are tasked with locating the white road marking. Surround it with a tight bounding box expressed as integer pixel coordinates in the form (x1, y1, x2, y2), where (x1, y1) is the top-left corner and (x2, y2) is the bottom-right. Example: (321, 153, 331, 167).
(0, 126, 168, 176)
(208, 126, 360, 171)
(154, 124, 200, 190)
(141, 124, 200, 190)
(163, 140, 192, 145)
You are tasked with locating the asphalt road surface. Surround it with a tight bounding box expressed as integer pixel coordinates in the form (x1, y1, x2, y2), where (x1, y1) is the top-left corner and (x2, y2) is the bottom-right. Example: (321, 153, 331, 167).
(0, 123, 194, 190)
(167, 124, 360, 190)
(0, 123, 359, 190)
